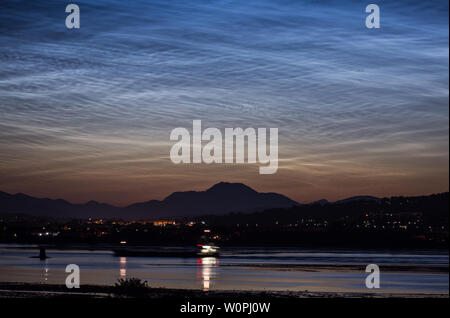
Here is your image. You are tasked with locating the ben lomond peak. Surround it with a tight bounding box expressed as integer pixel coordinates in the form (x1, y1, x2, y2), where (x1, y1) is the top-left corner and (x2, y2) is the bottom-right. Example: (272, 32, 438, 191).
(206, 182, 258, 194)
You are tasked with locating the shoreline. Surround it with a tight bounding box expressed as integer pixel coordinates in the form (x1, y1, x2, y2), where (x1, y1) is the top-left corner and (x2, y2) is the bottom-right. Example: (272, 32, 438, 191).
(1, 243, 449, 253)
(221, 263, 449, 273)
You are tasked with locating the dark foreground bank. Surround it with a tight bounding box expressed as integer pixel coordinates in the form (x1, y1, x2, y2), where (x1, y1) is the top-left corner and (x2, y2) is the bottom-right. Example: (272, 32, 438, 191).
(0, 282, 448, 299)
(0, 283, 448, 318)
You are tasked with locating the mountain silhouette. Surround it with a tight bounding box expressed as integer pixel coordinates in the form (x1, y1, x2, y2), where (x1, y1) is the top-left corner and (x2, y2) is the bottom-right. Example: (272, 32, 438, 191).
(0, 190, 119, 219)
(333, 196, 380, 204)
(0, 184, 392, 220)
(0, 182, 299, 219)
(124, 182, 299, 219)
(309, 199, 329, 206)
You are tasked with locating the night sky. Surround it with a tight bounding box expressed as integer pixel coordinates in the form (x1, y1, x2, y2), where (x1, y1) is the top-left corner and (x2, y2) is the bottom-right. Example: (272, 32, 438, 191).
(0, 0, 448, 205)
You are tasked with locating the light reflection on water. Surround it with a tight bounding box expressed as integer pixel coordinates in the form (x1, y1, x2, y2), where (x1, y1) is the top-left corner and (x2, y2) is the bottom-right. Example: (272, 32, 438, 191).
(0, 247, 448, 294)
(197, 257, 218, 291)
(43, 260, 49, 282)
(119, 257, 127, 277)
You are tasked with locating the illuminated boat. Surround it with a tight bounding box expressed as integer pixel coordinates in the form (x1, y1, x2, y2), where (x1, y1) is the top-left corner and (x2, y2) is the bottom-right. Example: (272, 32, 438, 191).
(113, 244, 220, 258)
(197, 244, 220, 256)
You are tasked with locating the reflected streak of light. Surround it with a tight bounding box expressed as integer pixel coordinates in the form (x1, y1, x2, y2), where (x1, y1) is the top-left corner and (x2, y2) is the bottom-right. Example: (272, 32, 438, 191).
(199, 257, 217, 291)
(43, 260, 49, 282)
(120, 257, 127, 277)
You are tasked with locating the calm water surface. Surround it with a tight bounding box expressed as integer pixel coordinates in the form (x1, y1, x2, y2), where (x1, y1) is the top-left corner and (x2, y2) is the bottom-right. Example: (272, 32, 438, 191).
(0, 245, 448, 294)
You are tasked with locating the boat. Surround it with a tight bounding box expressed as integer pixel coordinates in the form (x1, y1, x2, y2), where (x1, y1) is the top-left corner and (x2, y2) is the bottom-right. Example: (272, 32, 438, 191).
(113, 244, 220, 258)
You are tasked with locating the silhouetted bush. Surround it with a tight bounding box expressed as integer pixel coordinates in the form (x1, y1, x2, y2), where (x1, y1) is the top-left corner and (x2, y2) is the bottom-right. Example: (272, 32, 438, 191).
(114, 278, 149, 297)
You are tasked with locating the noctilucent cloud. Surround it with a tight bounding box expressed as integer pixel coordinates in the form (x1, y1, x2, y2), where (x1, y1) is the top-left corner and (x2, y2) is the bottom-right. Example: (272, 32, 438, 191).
(0, 0, 448, 205)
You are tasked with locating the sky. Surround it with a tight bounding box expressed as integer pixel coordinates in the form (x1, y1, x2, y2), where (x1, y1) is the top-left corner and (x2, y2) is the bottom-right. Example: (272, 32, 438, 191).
(0, 0, 448, 206)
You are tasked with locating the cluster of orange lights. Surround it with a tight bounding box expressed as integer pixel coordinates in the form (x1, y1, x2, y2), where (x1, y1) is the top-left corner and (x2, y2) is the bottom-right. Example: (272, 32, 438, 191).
(153, 220, 176, 226)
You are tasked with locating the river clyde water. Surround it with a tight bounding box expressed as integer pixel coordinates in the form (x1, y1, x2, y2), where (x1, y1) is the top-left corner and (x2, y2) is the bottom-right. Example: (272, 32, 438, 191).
(0, 245, 448, 295)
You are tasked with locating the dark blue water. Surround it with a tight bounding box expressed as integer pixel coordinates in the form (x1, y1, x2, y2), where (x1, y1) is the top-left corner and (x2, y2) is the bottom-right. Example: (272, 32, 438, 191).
(0, 246, 448, 294)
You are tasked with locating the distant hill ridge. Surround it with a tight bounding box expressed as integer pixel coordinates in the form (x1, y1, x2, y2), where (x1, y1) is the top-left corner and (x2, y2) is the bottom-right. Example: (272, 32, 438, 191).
(0, 183, 445, 220)
(0, 182, 298, 219)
